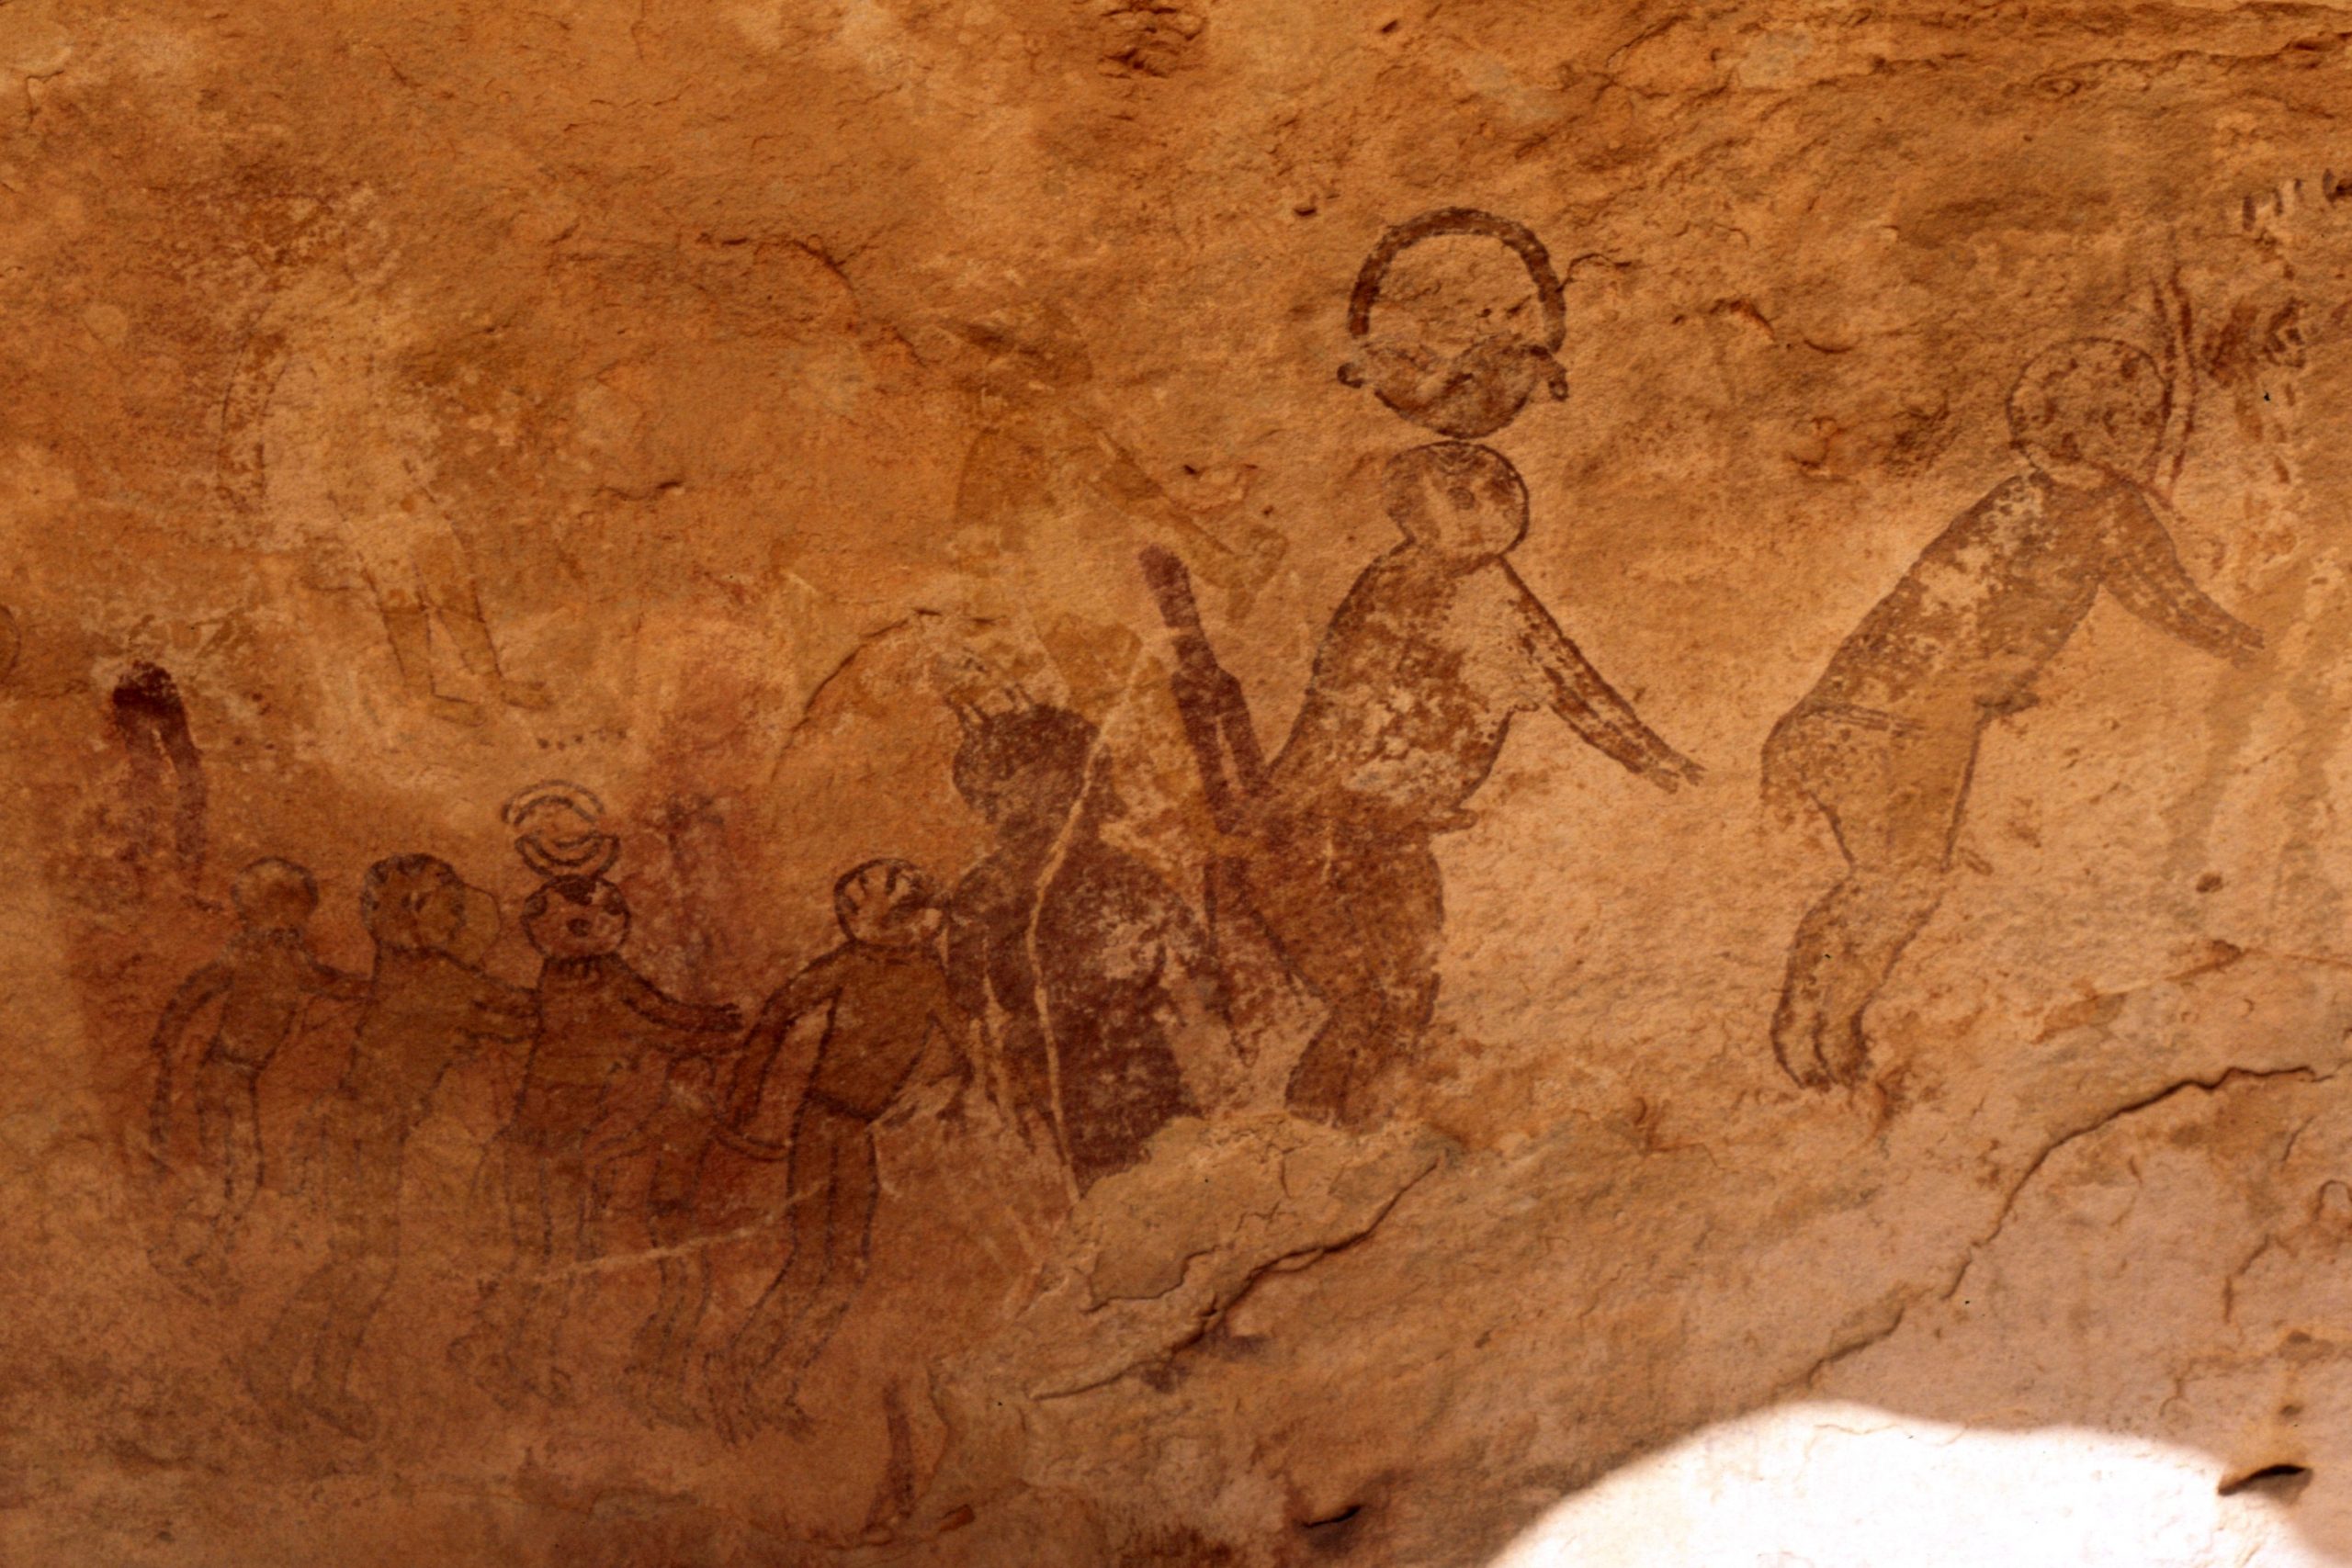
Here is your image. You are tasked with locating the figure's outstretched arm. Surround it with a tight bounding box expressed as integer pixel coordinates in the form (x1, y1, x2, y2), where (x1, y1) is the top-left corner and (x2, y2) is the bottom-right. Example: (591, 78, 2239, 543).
(614, 962, 743, 1042)
(2102, 492, 2264, 665)
(464, 982, 540, 1042)
(922, 988, 983, 1093)
(943, 908, 992, 1025)
(299, 948, 371, 1005)
(726, 962, 835, 1125)
(150, 963, 232, 1062)
(1505, 565, 1704, 790)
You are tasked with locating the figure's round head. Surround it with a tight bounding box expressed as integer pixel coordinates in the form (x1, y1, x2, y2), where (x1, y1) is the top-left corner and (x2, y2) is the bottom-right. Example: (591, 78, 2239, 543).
(833, 858, 940, 948)
(232, 857, 320, 931)
(1385, 442, 1530, 562)
(950, 702, 1101, 840)
(2007, 338, 2170, 489)
(522, 875, 631, 960)
(360, 854, 469, 953)
(1341, 209, 1570, 440)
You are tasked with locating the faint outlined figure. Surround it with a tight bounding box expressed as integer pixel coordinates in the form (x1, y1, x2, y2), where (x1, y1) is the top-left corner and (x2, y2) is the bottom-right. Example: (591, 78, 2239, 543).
(110, 661, 208, 891)
(147, 858, 367, 1299)
(243, 854, 535, 1440)
(1764, 338, 2263, 1090)
(450, 872, 739, 1411)
(707, 859, 976, 1440)
(944, 699, 1219, 1187)
(219, 198, 548, 725)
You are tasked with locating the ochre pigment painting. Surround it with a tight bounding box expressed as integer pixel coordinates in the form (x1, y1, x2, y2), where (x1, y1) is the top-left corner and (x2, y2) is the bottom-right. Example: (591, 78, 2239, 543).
(7, 3, 2352, 1564)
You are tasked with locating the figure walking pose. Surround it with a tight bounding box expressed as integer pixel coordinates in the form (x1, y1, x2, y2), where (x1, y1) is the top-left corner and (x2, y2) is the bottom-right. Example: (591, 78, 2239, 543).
(450, 869, 739, 1410)
(243, 855, 535, 1440)
(707, 859, 974, 1439)
(147, 858, 367, 1298)
(1764, 337, 2263, 1089)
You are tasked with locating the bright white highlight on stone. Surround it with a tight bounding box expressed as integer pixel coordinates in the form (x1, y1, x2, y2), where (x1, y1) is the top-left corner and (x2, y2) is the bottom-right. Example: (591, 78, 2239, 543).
(1490, 1402, 2330, 1568)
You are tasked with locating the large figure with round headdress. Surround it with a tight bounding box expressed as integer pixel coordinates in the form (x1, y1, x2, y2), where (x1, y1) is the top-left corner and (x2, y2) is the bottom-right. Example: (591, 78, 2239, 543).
(1146, 209, 1702, 1129)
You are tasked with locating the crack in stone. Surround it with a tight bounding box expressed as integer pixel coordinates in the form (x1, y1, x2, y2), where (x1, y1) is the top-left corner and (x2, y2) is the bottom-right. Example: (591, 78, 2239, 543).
(1035, 1153, 1439, 1401)
(1788, 1062, 2342, 1393)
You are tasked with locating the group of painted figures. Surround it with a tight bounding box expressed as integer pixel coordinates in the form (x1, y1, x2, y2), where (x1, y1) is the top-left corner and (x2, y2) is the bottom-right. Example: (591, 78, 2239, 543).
(140, 209, 2264, 1446)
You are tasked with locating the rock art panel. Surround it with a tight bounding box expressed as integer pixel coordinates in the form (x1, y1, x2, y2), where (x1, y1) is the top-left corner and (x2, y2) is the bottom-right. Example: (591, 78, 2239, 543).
(8, 5, 2352, 1566)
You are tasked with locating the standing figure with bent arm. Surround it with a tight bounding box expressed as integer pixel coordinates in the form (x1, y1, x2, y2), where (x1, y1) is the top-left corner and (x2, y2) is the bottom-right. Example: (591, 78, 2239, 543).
(1766, 338, 2263, 1090)
(1242, 441, 1700, 1128)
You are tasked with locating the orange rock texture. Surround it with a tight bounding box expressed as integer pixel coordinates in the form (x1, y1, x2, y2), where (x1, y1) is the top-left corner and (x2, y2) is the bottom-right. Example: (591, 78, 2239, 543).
(6, 2, 2352, 1563)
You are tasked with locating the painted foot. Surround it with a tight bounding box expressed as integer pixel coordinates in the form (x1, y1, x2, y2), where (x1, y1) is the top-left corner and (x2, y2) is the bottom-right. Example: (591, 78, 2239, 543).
(622, 1359, 707, 1431)
(427, 693, 488, 727)
(1818, 1015, 1873, 1089)
(497, 678, 553, 712)
(703, 1349, 757, 1445)
(234, 1338, 304, 1417)
(1768, 1009, 1836, 1091)
(516, 1361, 577, 1408)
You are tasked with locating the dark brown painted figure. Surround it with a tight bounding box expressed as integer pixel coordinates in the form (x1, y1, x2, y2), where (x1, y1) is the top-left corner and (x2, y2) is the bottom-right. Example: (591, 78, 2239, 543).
(1765, 338, 2263, 1089)
(243, 854, 536, 1441)
(450, 874, 739, 1412)
(147, 858, 367, 1299)
(1148, 209, 1701, 1128)
(706, 859, 973, 1439)
(944, 702, 1214, 1188)
(1241, 444, 1699, 1125)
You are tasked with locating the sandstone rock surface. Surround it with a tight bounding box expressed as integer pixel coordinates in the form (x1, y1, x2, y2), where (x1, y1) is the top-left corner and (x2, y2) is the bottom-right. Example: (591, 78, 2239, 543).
(6, 2, 2352, 1564)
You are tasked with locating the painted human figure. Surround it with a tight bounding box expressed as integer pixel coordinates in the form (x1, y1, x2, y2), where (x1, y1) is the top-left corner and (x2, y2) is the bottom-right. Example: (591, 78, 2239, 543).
(243, 855, 536, 1439)
(220, 200, 546, 725)
(1765, 338, 2263, 1089)
(706, 859, 974, 1439)
(1147, 210, 1701, 1128)
(450, 874, 739, 1409)
(943, 304, 1282, 718)
(1243, 443, 1699, 1126)
(944, 700, 1219, 1187)
(147, 858, 367, 1298)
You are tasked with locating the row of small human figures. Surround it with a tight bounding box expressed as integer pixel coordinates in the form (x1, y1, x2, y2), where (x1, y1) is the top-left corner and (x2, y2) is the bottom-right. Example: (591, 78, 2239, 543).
(148, 846, 992, 1443)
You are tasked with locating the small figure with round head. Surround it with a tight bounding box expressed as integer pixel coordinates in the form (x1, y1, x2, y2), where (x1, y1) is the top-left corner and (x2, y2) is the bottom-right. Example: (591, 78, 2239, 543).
(1764, 336, 2263, 1092)
(146, 857, 368, 1299)
(246, 853, 536, 1440)
(453, 870, 739, 1415)
(706, 857, 977, 1440)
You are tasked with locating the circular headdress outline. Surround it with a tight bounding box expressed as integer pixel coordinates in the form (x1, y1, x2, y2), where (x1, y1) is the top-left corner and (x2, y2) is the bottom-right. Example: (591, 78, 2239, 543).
(502, 778, 621, 883)
(1345, 208, 1568, 352)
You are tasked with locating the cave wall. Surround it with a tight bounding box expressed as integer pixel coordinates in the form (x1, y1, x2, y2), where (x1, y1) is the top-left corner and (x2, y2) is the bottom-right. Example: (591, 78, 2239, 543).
(4, 2, 2352, 1562)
